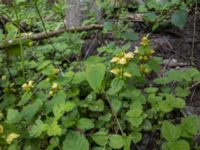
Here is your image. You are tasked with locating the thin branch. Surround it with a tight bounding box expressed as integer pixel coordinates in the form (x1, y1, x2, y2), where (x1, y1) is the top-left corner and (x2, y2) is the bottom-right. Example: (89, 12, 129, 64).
(0, 24, 104, 50)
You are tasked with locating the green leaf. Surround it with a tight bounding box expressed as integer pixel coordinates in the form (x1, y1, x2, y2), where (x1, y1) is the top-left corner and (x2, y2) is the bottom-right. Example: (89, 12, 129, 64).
(127, 116, 144, 128)
(30, 120, 48, 137)
(110, 98, 122, 113)
(72, 72, 86, 84)
(6, 109, 21, 124)
(159, 101, 173, 113)
(47, 121, 62, 136)
(63, 131, 89, 150)
(162, 140, 190, 150)
(45, 90, 67, 114)
(121, 31, 139, 41)
(21, 99, 43, 122)
(181, 115, 200, 136)
(18, 92, 32, 106)
(169, 97, 185, 109)
(125, 62, 141, 77)
(92, 131, 109, 146)
(161, 121, 181, 141)
(171, 9, 188, 29)
(126, 108, 143, 117)
(89, 99, 104, 112)
(109, 134, 124, 149)
(77, 118, 94, 131)
(86, 63, 106, 92)
(107, 78, 124, 95)
(144, 12, 157, 22)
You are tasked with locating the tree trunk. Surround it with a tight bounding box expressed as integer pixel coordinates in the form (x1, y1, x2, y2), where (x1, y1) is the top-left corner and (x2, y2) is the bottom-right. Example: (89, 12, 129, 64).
(65, 0, 83, 28)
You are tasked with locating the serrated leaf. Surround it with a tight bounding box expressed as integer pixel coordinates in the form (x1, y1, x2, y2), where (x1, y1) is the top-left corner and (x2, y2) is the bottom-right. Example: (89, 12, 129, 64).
(171, 9, 188, 29)
(109, 134, 124, 149)
(107, 78, 124, 95)
(77, 118, 94, 131)
(161, 121, 181, 141)
(21, 99, 43, 122)
(92, 131, 109, 146)
(86, 63, 106, 92)
(47, 121, 62, 136)
(63, 131, 89, 150)
(6, 109, 21, 124)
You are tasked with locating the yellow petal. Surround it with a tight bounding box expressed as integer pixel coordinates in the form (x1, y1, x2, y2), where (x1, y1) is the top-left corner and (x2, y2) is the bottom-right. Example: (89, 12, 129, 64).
(28, 80, 34, 86)
(134, 46, 139, 54)
(141, 36, 149, 46)
(125, 52, 134, 59)
(0, 124, 4, 134)
(51, 82, 58, 90)
(123, 72, 132, 77)
(6, 133, 20, 144)
(110, 57, 120, 63)
(118, 57, 127, 65)
(110, 68, 121, 75)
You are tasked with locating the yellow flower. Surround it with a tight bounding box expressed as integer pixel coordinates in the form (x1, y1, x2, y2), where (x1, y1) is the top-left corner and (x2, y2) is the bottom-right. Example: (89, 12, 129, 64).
(0, 124, 4, 134)
(6, 133, 20, 144)
(148, 49, 155, 55)
(125, 52, 134, 59)
(53, 68, 60, 75)
(28, 80, 34, 87)
(118, 57, 127, 65)
(49, 90, 54, 96)
(123, 72, 132, 78)
(22, 80, 34, 92)
(1, 75, 7, 81)
(22, 83, 30, 91)
(141, 36, 149, 46)
(51, 82, 58, 90)
(134, 46, 139, 54)
(110, 68, 121, 75)
(110, 57, 120, 63)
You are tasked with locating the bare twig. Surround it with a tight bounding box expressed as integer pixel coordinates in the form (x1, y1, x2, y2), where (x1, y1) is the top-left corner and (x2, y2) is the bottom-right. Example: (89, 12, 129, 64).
(0, 24, 104, 50)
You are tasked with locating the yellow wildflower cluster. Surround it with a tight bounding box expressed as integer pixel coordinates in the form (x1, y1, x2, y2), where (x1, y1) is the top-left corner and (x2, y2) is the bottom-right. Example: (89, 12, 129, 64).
(110, 52, 134, 78)
(49, 82, 60, 96)
(22, 80, 34, 92)
(141, 36, 149, 46)
(6, 133, 20, 144)
(111, 52, 134, 65)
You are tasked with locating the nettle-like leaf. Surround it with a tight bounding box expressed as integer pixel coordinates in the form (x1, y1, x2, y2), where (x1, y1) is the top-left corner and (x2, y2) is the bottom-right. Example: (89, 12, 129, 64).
(161, 121, 181, 141)
(77, 118, 94, 131)
(86, 63, 106, 92)
(171, 9, 188, 29)
(109, 134, 124, 149)
(6, 109, 22, 124)
(30, 120, 48, 137)
(162, 140, 190, 150)
(107, 78, 124, 95)
(88, 99, 104, 112)
(47, 121, 62, 136)
(180, 115, 200, 136)
(62, 131, 89, 150)
(21, 98, 43, 122)
(92, 131, 109, 146)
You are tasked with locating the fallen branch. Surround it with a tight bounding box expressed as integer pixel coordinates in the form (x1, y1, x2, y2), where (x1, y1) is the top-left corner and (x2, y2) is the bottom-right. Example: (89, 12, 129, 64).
(0, 24, 104, 50)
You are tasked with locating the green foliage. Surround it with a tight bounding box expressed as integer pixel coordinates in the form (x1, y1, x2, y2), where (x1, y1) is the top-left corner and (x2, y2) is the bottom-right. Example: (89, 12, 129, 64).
(0, 0, 199, 149)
